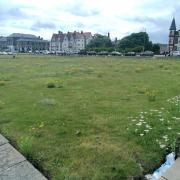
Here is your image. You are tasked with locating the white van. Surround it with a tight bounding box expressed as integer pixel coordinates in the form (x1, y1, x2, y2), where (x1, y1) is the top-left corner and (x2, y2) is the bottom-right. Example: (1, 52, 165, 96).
(171, 51, 180, 56)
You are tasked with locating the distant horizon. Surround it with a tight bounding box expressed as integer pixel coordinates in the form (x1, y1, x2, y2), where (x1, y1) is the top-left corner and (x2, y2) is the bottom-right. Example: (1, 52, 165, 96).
(0, 31, 169, 45)
(0, 0, 180, 44)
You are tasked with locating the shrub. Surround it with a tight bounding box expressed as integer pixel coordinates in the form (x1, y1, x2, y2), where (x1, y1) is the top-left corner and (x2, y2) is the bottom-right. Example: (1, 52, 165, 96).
(158, 64, 164, 69)
(47, 82, 56, 88)
(0, 81, 6, 86)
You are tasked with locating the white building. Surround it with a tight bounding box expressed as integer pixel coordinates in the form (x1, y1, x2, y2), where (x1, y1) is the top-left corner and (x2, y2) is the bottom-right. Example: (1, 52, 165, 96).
(50, 31, 92, 53)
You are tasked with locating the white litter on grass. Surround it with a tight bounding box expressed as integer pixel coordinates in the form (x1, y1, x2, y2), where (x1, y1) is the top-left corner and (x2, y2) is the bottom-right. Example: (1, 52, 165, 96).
(145, 152, 175, 180)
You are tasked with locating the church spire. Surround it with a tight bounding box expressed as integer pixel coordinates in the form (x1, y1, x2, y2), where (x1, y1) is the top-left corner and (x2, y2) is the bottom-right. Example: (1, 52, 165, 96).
(169, 18, 176, 31)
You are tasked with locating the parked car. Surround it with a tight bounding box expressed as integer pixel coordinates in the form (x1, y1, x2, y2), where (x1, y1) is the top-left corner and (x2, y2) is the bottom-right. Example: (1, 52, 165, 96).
(140, 51, 154, 56)
(87, 51, 96, 55)
(1, 51, 8, 55)
(110, 51, 122, 56)
(78, 50, 87, 55)
(97, 51, 109, 56)
(125, 52, 136, 56)
(171, 51, 180, 57)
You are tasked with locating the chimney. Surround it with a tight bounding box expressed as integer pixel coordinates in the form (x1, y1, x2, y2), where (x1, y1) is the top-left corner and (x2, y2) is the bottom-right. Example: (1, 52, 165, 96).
(38, 36, 40, 39)
(108, 32, 110, 39)
(81, 30, 83, 34)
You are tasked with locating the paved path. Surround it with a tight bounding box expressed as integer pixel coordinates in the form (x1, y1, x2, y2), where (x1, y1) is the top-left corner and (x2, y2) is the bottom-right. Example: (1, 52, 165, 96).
(160, 158, 180, 180)
(0, 134, 47, 180)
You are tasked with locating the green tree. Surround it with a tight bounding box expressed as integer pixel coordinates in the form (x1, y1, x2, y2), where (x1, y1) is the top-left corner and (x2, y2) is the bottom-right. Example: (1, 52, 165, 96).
(86, 35, 112, 50)
(152, 44, 160, 54)
(118, 32, 153, 51)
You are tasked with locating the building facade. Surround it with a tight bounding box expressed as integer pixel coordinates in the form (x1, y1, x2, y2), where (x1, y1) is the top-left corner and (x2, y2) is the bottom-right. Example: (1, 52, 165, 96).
(168, 18, 180, 52)
(50, 31, 93, 53)
(0, 33, 49, 52)
(0, 37, 7, 51)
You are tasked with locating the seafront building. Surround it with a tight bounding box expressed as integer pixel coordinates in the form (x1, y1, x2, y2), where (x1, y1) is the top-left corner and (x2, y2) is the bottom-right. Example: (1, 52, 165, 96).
(50, 31, 93, 53)
(0, 33, 49, 52)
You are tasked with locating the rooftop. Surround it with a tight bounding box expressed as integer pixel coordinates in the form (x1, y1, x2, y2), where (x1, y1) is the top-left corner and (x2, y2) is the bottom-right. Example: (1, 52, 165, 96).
(8, 33, 37, 39)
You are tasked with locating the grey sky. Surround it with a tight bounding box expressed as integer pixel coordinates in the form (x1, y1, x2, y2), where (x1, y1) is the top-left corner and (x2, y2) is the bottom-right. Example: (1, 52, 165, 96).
(0, 0, 180, 43)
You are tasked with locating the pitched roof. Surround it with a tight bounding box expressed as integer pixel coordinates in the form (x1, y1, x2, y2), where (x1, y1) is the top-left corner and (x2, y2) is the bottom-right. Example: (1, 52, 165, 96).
(0, 37, 7, 42)
(83, 32, 92, 38)
(170, 18, 176, 31)
(51, 31, 92, 42)
(8, 33, 37, 39)
(16, 38, 48, 42)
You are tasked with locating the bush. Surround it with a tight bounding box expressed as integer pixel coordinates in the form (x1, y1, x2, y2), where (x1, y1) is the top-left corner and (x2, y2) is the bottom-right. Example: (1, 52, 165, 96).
(0, 81, 6, 86)
(47, 82, 56, 88)
(158, 64, 164, 69)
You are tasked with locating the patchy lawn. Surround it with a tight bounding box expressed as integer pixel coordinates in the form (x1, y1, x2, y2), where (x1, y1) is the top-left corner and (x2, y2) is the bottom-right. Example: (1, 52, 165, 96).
(0, 55, 180, 179)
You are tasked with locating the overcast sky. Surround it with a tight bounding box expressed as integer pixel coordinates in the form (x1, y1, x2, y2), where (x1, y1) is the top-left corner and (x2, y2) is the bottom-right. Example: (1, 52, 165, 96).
(0, 0, 180, 43)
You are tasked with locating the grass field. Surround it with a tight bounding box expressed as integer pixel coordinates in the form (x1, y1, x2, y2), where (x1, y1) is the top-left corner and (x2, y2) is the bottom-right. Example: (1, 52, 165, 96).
(1, 55, 180, 179)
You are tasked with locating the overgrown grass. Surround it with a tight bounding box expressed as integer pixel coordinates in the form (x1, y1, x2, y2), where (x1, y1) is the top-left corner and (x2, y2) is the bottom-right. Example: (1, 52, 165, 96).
(0, 55, 180, 179)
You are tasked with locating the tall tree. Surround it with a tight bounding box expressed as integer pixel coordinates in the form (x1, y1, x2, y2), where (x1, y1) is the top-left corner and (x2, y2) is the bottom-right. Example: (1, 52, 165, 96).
(152, 44, 160, 54)
(118, 32, 153, 52)
(86, 35, 112, 50)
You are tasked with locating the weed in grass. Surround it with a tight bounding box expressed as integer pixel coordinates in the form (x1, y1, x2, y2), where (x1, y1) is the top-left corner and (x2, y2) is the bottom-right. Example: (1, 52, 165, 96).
(0, 100, 5, 109)
(75, 130, 82, 136)
(135, 68, 143, 73)
(29, 122, 45, 138)
(167, 95, 180, 116)
(158, 64, 164, 69)
(18, 136, 48, 177)
(97, 73, 103, 78)
(164, 66, 169, 70)
(47, 82, 56, 88)
(137, 87, 147, 94)
(120, 95, 131, 101)
(58, 84, 63, 88)
(145, 90, 156, 102)
(18, 136, 33, 159)
(0, 81, 6, 86)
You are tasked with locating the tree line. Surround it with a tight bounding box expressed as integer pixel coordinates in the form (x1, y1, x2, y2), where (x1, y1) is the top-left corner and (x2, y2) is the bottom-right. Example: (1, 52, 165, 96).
(86, 32, 160, 54)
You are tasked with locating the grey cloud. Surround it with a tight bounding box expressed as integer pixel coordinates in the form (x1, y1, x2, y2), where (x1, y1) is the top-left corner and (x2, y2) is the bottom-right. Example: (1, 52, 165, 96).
(76, 22, 85, 28)
(130, 17, 170, 28)
(31, 21, 56, 31)
(149, 31, 169, 44)
(123, 15, 180, 43)
(0, 0, 27, 19)
(66, 3, 99, 17)
(0, 7, 28, 22)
